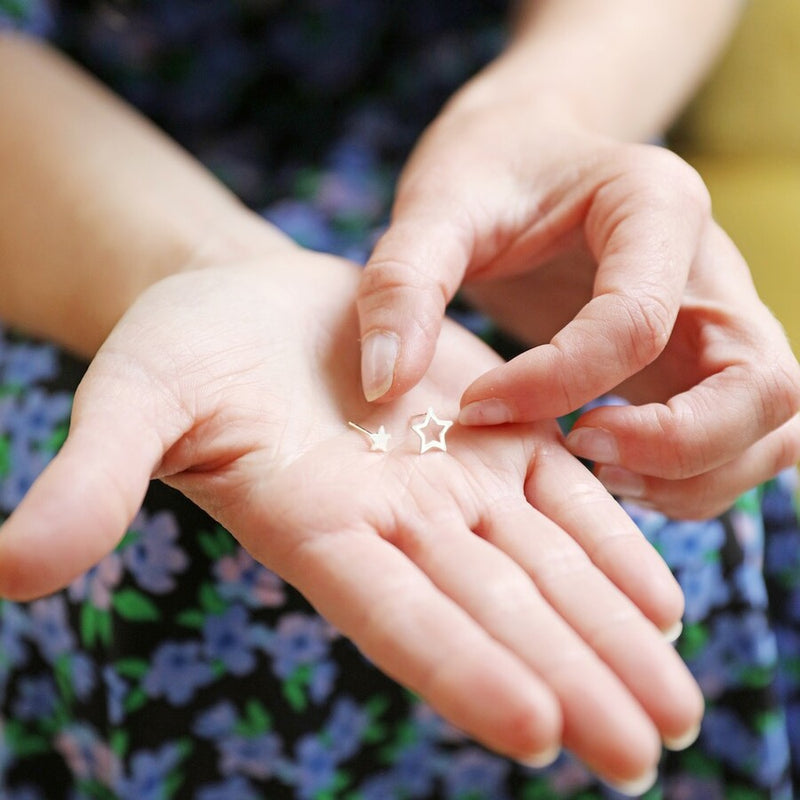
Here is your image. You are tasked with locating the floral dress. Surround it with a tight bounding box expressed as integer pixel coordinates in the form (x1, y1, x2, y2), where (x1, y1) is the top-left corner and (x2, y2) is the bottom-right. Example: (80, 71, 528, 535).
(1, 2, 799, 798)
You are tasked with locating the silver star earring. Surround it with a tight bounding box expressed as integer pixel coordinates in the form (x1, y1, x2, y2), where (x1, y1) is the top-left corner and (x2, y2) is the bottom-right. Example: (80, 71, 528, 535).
(411, 408, 453, 454)
(347, 421, 392, 452)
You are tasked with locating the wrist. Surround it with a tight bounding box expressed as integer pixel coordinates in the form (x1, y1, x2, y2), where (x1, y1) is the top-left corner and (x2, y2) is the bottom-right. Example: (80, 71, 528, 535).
(440, 48, 586, 139)
(105, 207, 297, 352)
(454, 0, 743, 143)
(173, 206, 296, 276)
(3, 204, 295, 360)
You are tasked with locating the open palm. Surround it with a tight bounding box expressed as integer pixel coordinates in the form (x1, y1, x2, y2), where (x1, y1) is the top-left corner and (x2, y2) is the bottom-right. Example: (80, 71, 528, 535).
(0, 250, 701, 788)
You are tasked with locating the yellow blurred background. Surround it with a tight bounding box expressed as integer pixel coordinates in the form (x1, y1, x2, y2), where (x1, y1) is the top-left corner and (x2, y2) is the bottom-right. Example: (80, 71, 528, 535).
(670, 0, 800, 356)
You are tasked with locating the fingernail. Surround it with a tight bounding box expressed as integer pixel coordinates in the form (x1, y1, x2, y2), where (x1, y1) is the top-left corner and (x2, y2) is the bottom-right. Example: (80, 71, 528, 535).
(596, 465, 645, 499)
(664, 722, 701, 752)
(517, 745, 561, 769)
(604, 768, 658, 797)
(565, 428, 619, 464)
(458, 399, 514, 426)
(662, 620, 683, 643)
(361, 331, 399, 401)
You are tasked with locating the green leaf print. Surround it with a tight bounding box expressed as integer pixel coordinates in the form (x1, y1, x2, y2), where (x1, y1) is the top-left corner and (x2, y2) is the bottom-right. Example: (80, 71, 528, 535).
(42, 422, 69, 453)
(123, 687, 148, 714)
(199, 582, 227, 614)
(675, 748, 722, 779)
(198, 526, 237, 560)
(112, 588, 161, 621)
(116, 528, 141, 551)
(0, 434, 10, 478)
(110, 728, 129, 758)
(0, 0, 26, 23)
(80, 602, 112, 648)
(677, 622, 709, 661)
(283, 665, 313, 712)
(521, 782, 563, 800)
(4, 720, 50, 758)
(733, 489, 761, 515)
(283, 680, 307, 712)
(313, 770, 350, 800)
(640, 787, 663, 800)
(243, 698, 272, 734)
(76, 778, 117, 800)
(754, 710, 784, 734)
(739, 664, 774, 688)
(727, 788, 771, 800)
(163, 770, 184, 800)
(176, 608, 206, 629)
(54, 653, 75, 706)
(114, 657, 151, 679)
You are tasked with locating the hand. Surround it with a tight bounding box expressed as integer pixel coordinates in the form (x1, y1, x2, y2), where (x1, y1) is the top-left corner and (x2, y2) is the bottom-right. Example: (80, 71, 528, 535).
(356, 95, 800, 519)
(0, 250, 701, 789)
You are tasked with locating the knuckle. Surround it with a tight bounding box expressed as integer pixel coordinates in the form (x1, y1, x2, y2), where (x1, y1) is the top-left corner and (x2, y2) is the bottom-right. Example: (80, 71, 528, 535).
(478, 571, 536, 621)
(546, 347, 586, 413)
(583, 606, 640, 651)
(359, 257, 449, 321)
(535, 544, 594, 587)
(415, 634, 470, 703)
(771, 357, 800, 420)
(613, 289, 673, 366)
(357, 577, 430, 669)
(626, 146, 711, 218)
(649, 401, 715, 480)
(590, 530, 646, 568)
(742, 357, 800, 433)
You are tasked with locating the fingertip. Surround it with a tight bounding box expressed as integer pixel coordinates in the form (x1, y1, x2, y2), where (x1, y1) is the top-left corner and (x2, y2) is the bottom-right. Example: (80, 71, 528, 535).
(566, 428, 620, 466)
(358, 328, 439, 403)
(517, 745, 561, 770)
(603, 768, 659, 798)
(458, 363, 527, 424)
(575, 698, 662, 792)
(0, 530, 48, 601)
(662, 620, 683, 644)
(663, 721, 701, 752)
(358, 225, 463, 402)
(639, 559, 685, 634)
(659, 685, 705, 757)
(459, 345, 581, 422)
(361, 330, 400, 402)
(0, 445, 128, 599)
(506, 684, 563, 765)
(445, 654, 563, 763)
(0, 413, 156, 600)
(458, 399, 515, 426)
(356, 290, 445, 403)
(591, 529, 685, 633)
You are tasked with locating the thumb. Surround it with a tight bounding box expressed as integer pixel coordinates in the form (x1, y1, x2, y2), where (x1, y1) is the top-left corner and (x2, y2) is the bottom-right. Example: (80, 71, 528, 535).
(357, 198, 475, 402)
(0, 362, 169, 600)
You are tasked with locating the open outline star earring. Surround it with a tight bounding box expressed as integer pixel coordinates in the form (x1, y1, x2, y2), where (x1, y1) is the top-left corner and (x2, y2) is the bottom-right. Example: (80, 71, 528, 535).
(348, 421, 392, 452)
(411, 408, 453, 454)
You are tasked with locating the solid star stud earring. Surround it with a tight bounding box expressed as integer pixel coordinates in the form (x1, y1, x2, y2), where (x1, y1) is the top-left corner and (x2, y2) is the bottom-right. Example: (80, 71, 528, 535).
(411, 407, 453, 454)
(348, 421, 392, 452)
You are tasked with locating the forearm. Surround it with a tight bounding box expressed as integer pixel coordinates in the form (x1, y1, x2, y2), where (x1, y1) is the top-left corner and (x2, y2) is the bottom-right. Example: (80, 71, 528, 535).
(0, 34, 291, 357)
(455, 0, 743, 141)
